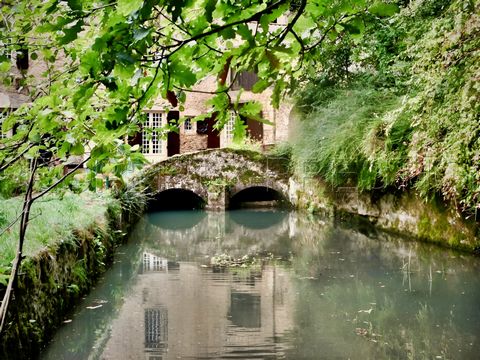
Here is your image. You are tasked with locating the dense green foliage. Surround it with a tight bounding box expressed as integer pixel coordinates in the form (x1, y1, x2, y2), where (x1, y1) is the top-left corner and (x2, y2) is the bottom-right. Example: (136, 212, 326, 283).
(292, 0, 479, 216)
(0, 0, 400, 195)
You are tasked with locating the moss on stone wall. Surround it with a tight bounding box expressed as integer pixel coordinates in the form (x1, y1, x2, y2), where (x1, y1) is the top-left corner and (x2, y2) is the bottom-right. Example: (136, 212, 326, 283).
(0, 199, 139, 359)
(136, 149, 291, 207)
(293, 176, 479, 253)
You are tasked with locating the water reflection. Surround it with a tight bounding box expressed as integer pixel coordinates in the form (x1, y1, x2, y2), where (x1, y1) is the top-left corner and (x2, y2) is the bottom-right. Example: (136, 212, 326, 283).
(147, 210, 207, 230)
(229, 209, 288, 229)
(40, 211, 480, 360)
(145, 307, 168, 355)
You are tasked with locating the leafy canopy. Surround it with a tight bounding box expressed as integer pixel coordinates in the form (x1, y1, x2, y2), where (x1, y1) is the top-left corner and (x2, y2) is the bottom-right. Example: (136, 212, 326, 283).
(0, 0, 398, 191)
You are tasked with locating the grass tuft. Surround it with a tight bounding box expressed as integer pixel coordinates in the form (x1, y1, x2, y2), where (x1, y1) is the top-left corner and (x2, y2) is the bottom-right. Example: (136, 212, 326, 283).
(0, 192, 109, 269)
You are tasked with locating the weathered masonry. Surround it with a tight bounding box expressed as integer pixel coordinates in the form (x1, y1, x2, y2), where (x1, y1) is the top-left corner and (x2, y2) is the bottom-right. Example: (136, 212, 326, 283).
(138, 148, 292, 210)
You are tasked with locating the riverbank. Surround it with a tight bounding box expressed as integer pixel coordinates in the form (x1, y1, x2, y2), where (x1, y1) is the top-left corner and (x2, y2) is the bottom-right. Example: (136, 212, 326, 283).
(0, 191, 141, 359)
(283, 0, 479, 252)
(289, 176, 480, 254)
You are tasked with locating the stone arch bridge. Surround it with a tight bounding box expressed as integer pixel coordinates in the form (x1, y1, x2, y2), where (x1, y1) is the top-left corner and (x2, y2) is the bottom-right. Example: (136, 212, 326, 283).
(139, 148, 292, 210)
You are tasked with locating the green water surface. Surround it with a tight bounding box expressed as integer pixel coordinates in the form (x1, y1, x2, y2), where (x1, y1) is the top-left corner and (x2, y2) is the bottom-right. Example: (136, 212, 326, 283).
(40, 210, 480, 360)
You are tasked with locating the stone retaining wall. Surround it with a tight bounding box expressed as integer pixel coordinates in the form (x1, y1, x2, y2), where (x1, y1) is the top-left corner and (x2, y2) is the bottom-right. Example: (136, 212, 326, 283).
(290, 177, 480, 253)
(0, 201, 139, 359)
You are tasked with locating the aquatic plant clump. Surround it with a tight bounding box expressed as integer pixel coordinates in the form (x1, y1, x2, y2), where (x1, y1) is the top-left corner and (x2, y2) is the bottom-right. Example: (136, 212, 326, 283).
(210, 252, 276, 270)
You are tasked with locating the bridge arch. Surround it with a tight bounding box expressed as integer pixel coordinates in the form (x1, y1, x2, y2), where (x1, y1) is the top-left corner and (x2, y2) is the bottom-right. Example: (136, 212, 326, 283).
(140, 149, 292, 210)
(148, 188, 206, 211)
(229, 185, 287, 209)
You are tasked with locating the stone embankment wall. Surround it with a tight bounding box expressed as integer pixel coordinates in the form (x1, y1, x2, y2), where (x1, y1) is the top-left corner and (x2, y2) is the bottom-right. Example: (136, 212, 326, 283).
(289, 177, 480, 253)
(0, 201, 140, 359)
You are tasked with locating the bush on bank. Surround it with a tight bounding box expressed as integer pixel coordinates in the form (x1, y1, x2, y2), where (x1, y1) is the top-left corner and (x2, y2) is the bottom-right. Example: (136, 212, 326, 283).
(291, 0, 480, 219)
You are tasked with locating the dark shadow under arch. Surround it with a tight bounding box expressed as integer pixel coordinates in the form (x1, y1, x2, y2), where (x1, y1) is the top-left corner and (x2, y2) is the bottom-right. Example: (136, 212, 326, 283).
(148, 189, 206, 211)
(229, 186, 288, 209)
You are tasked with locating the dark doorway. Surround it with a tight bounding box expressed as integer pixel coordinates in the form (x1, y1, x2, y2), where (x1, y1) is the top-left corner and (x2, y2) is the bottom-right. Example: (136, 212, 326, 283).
(147, 189, 206, 211)
(237, 105, 263, 142)
(167, 111, 180, 156)
(206, 116, 220, 149)
(128, 130, 142, 148)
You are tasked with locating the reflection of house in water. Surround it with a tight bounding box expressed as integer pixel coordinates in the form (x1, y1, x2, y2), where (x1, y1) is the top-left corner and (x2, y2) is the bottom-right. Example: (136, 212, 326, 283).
(144, 211, 293, 261)
(143, 253, 168, 273)
(100, 258, 295, 359)
(99, 212, 298, 359)
(142, 252, 180, 274)
(145, 307, 168, 359)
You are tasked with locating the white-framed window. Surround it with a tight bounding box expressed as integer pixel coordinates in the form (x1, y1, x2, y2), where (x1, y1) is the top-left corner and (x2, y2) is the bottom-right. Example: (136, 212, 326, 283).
(142, 112, 163, 154)
(144, 307, 168, 350)
(0, 110, 11, 139)
(184, 117, 193, 132)
(143, 252, 168, 273)
(225, 111, 235, 141)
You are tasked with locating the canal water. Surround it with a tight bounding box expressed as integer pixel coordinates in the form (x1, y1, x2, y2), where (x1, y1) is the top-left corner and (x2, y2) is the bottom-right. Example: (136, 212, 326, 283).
(40, 210, 480, 359)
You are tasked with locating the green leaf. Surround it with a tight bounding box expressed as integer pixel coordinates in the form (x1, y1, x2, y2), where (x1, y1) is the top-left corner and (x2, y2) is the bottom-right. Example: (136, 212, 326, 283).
(118, 0, 144, 16)
(70, 142, 85, 155)
(265, 50, 280, 69)
(116, 52, 135, 65)
(237, 24, 253, 43)
(238, 101, 269, 124)
(133, 27, 152, 42)
(204, 0, 216, 23)
(168, 0, 188, 22)
(44, 0, 59, 15)
(66, 0, 82, 11)
(0, 273, 9, 287)
(170, 63, 197, 87)
(251, 79, 270, 93)
(271, 79, 286, 109)
(369, 2, 400, 17)
(220, 27, 236, 40)
(233, 115, 247, 142)
(59, 20, 84, 45)
(0, 61, 11, 73)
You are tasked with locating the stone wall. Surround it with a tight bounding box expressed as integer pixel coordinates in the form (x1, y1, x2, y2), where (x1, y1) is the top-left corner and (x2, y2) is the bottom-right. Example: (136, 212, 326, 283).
(139, 148, 292, 210)
(289, 177, 480, 253)
(180, 132, 208, 153)
(0, 200, 141, 359)
(0, 50, 66, 109)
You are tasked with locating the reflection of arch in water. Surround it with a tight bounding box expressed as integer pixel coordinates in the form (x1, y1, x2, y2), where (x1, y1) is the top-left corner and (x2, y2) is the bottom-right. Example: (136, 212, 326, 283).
(228, 209, 288, 230)
(229, 186, 287, 209)
(146, 210, 207, 230)
(147, 188, 206, 211)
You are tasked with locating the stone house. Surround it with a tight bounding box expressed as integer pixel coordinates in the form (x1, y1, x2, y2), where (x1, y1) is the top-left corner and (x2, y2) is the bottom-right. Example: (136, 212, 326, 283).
(1, 25, 292, 164)
(139, 72, 292, 163)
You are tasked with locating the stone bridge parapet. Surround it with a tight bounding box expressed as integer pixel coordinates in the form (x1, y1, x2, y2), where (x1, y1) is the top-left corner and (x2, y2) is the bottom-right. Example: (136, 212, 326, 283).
(139, 148, 292, 210)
